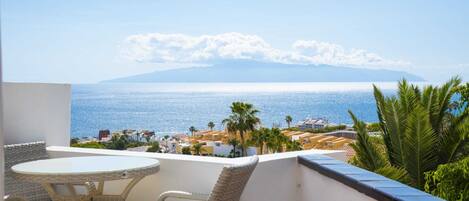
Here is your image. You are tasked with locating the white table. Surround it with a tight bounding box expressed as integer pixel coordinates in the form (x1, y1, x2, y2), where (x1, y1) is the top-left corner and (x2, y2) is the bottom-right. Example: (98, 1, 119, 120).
(12, 156, 160, 201)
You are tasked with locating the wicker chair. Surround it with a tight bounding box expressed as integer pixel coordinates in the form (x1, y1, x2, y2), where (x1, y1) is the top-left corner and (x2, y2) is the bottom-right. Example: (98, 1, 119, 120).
(157, 156, 259, 201)
(4, 141, 51, 201)
(4, 195, 28, 201)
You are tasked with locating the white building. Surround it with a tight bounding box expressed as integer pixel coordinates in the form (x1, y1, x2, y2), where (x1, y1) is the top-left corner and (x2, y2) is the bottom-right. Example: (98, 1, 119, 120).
(297, 118, 330, 130)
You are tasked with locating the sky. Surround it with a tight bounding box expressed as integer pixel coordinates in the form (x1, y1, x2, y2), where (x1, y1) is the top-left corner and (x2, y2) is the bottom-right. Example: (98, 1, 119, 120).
(1, 0, 468, 83)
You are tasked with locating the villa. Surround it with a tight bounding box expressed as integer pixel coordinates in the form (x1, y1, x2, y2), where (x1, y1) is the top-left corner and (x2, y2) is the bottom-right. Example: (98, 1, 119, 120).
(297, 118, 330, 130)
(0, 83, 443, 201)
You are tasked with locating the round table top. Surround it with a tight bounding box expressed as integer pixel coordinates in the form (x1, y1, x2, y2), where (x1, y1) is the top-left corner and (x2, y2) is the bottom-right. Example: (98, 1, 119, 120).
(12, 156, 160, 183)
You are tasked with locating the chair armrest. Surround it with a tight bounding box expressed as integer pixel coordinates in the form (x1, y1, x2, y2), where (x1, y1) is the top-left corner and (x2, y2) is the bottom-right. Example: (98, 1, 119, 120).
(157, 191, 209, 201)
(4, 195, 26, 201)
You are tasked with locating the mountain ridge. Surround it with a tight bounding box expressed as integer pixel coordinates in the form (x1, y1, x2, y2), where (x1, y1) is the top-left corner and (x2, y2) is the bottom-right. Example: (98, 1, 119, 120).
(103, 61, 424, 83)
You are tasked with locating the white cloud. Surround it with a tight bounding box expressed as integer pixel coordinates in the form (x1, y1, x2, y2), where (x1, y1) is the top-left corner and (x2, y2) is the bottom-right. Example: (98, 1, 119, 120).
(120, 32, 410, 68)
(457, 63, 469, 68)
(291, 40, 410, 67)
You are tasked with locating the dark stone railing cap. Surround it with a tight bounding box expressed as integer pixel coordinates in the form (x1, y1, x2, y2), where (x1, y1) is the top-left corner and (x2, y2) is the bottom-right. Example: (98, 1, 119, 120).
(298, 154, 444, 201)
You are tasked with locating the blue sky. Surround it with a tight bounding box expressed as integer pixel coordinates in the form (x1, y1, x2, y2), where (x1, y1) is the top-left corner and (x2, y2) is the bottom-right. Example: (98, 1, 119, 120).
(1, 0, 468, 83)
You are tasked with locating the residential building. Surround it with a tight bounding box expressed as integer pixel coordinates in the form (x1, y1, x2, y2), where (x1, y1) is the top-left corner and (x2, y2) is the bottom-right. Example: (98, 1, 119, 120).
(297, 118, 329, 130)
(98, 129, 110, 141)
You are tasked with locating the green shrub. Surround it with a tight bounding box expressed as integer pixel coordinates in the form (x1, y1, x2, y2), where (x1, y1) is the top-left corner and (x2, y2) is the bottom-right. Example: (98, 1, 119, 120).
(70, 138, 79, 145)
(146, 142, 160, 152)
(127, 141, 145, 148)
(71, 141, 105, 149)
(105, 135, 129, 150)
(366, 122, 381, 132)
(181, 146, 191, 155)
(424, 157, 469, 201)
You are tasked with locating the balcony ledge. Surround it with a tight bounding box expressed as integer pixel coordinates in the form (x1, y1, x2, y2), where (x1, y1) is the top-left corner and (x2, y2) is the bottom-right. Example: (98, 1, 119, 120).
(298, 155, 443, 201)
(45, 146, 441, 201)
(47, 146, 346, 163)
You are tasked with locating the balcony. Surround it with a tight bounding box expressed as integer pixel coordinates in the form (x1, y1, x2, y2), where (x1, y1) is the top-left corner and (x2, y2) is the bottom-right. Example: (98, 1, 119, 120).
(2, 83, 442, 201)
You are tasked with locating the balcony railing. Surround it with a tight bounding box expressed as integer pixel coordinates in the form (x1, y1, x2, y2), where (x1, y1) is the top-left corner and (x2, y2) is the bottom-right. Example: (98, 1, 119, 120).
(46, 146, 441, 201)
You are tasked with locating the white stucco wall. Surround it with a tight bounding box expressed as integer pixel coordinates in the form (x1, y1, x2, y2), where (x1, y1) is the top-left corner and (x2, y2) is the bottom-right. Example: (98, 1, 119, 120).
(298, 165, 376, 201)
(46, 147, 358, 201)
(2, 83, 71, 146)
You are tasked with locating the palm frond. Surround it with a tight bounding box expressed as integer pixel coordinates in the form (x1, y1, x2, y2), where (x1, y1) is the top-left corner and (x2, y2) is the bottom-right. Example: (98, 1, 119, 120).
(398, 79, 418, 115)
(375, 165, 412, 185)
(348, 110, 386, 171)
(383, 98, 407, 166)
(440, 112, 469, 162)
(373, 85, 395, 164)
(431, 77, 461, 134)
(402, 105, 439, 188)
(364, 80, 466, 190)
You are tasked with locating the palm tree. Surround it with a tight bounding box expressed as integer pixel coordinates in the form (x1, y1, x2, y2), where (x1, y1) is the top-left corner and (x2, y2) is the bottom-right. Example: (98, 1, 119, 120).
(189, 126, 197, 136)
(348, 111, 388, 171)
(208, 121, 215, 131)
(227, 138, 240, 158)
(348, 111, 409, 183)
(285, 115, 293, 128)
(222, 102, 261, 156)
(266, 128, 288, 153)
(192, 143, 204, 155)
(250, 128, 269, 154)
(286, 140, 303, 151)
(349, 78, 467, 189)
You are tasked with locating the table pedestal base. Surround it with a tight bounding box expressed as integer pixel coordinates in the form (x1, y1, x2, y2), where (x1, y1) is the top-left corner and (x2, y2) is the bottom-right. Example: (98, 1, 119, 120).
(41, 176, 144, 201)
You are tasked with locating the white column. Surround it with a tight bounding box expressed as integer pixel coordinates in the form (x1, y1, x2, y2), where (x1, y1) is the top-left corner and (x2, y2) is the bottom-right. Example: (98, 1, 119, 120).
(0, 25, 5, 199)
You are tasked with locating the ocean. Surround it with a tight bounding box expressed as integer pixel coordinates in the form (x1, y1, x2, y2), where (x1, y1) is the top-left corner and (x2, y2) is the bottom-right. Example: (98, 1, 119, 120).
(71, 82, 404, 138)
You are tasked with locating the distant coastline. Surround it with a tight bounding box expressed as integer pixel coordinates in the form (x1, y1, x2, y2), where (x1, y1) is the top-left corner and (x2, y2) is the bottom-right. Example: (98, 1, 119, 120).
(102, 60, 424, 83)
(71, 82, 397, 138)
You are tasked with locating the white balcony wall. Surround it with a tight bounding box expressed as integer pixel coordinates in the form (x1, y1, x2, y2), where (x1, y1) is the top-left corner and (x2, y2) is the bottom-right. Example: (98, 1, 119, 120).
(47, 146, 361, 201)
(2, 83, 71, 146)
(298, 165, 375, 201)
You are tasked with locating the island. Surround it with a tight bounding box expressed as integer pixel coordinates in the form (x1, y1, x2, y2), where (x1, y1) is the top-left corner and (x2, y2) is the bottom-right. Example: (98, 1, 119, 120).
(102, 60, 424, 83)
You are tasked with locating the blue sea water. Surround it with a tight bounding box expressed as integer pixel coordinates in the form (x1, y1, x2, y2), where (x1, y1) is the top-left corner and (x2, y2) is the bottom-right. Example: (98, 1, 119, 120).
(71, 82, 401, 138)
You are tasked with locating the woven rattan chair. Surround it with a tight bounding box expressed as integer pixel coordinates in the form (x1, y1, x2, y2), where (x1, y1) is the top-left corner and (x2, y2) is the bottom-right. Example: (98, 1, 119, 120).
(157, 156, 259, 201)
(4, 195, 27, 201)
(4, 141, 51, 201)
